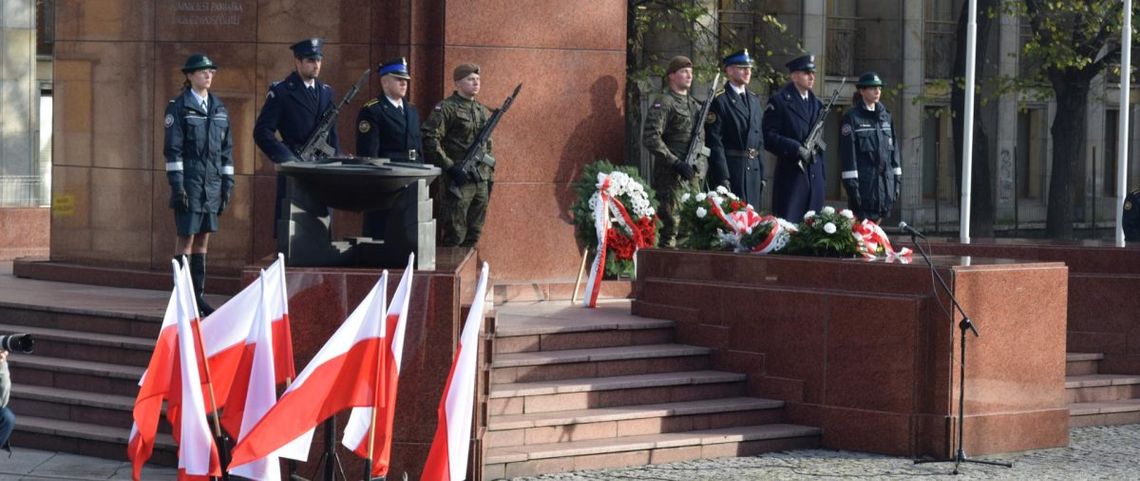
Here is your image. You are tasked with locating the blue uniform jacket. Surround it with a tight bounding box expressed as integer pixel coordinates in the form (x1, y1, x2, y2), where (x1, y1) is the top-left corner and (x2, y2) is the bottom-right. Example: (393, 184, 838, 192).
(163, 89, 234, 213)
(705, 83, 765, 208)
(762, 82, 826, 221)
(355, 97, 423, 161)
(253, 71, 339, 163)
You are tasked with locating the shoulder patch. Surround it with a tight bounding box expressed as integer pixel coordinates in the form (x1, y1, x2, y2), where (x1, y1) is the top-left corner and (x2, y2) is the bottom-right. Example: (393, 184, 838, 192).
(765, 103, 775, 112)
(1126, 200, 1133, 211)
(266, 89, 275, 100)
(652, 102, 662, 109)
(433, 103, 443, 111)
(358, 120, 372, 133)
(164, 114, 174, 128)
(841, 123, 852, 136)
(706, 112, 717, 124)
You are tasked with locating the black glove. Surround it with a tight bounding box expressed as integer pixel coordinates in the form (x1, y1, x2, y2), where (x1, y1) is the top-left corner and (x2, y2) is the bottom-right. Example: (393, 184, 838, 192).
(797, 144, 813, 163)
(170, 188, 189, 212)
(447, 165, 469, 186)
(673, 161, 695, 180)
(218, 189, 231, 215)
(843, 179, 861, 210)
(894, 178, 902, 199)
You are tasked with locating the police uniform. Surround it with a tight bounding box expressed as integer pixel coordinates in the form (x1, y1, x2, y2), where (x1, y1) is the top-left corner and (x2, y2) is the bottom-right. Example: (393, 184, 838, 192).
(164, 53, 233, 315)
(421, 63, 494, 247)
(253, 38, 338, 236)
(763, 54, 825, 221)
(1124, 189, 1140, 241)
(839, 72, 901, 221)
(643, 55, 707, 247)
(357, 57, 423, 237)
(705, 49, 765, 209)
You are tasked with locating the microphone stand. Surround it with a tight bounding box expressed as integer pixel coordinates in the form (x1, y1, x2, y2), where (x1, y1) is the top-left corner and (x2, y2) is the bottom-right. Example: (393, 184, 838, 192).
(907, 233, 1012, 474)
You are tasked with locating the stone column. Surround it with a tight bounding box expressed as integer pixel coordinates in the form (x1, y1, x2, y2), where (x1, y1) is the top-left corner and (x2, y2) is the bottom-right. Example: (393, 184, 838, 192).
(900, 0, 924, 224)
(995, 9, 1020, 221)
(803, 0, 826, 95)
(0, 0, 38, 182)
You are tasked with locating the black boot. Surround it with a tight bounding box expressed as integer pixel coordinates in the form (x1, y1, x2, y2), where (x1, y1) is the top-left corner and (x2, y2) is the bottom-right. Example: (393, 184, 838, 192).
(189, 253, 215, 316)
(173, 254, 186, 267)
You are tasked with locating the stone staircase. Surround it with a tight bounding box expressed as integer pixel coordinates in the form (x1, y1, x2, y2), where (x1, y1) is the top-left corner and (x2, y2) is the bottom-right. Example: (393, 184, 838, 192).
(483, 301, 821, 479)
(1067, 352, 1140, 427)
(0, 305, 178, 464)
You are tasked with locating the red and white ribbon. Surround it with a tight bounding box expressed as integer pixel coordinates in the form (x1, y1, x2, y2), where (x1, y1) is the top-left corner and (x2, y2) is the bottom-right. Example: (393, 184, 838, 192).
(582, 178, 613, 308)
(853, 219, 912, 261)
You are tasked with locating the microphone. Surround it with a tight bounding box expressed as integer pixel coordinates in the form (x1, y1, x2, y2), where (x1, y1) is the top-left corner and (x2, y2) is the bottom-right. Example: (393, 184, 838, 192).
(898, 221, 927, 240)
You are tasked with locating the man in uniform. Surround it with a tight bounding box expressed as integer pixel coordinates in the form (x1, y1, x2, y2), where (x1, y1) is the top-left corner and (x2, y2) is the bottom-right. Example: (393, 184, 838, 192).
(253, 38, 338, 233)
(643, 55, 708, 247)
(705, 49, 765, 209)
(763, 54, 825, 221)
(356, 57, 423, 237)
(422, 63, 495, 247)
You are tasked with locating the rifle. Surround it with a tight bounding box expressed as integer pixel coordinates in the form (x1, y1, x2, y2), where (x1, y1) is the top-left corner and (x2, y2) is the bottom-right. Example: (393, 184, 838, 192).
(798, 76, 847, 172)
(681, 72, 721, 179)
(447, 82, 523, 198)
(297, 68, 371, 162)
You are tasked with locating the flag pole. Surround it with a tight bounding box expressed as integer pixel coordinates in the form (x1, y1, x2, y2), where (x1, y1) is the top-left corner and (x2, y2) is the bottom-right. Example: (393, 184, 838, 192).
(1117, 0, 1133, 247)
(364, 274, 391, 481)
(182, 263, 228, 481)
(960, 0, 978, 244)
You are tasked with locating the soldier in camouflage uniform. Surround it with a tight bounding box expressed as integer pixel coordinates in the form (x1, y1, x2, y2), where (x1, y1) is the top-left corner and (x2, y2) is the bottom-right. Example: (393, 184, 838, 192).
(643, 55, 708, 247)
(422, 63, 495, 247)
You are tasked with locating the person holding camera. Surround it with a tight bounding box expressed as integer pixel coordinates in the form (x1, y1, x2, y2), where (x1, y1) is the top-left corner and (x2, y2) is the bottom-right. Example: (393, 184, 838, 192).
(0, 349, 14, 451)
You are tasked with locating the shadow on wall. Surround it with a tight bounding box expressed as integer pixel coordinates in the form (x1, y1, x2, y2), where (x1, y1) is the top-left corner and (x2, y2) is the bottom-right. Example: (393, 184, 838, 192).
(556, 75, 621, 227)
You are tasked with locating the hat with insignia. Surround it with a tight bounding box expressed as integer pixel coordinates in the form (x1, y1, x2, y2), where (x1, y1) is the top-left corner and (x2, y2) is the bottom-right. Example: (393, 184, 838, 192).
(453, 63, 480, 82)
(785, 54, 815, 73)
(181, 53, 217, 73)
(378, 57, 411, 79)
(290, 38, 324, 59)
(666, 55, 693, 75)
(723, 49, 753, 68)
(856, 71, 884, 88)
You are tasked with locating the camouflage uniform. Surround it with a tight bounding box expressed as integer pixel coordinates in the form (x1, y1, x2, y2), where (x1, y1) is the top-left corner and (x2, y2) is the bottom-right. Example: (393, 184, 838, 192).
(643, 89, 707, 246)
(422, 92, 494, 247)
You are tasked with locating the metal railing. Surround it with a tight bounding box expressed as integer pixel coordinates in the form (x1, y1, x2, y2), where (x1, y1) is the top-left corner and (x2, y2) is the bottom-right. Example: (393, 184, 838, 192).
(0, 175, 48, 207)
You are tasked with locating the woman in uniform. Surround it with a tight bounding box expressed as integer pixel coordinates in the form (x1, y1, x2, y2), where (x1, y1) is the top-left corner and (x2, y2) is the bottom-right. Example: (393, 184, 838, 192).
(838, 72, 902, 222)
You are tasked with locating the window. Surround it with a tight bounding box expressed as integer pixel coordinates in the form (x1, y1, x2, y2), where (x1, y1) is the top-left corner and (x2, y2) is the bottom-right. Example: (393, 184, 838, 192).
(1016, 108, 1047, 199)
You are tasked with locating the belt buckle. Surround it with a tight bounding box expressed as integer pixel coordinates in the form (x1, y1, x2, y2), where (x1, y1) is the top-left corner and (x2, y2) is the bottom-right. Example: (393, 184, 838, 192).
(747, 148, 758, 159)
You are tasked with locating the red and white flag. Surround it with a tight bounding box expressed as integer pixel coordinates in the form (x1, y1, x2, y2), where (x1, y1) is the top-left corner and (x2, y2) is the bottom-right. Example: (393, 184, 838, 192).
(422, 262, 490, 481)
(342, 254, 415, 477)
(171, 262, 222, 479)
(229, 269, 394, 469)
(202, 253, 294, 416)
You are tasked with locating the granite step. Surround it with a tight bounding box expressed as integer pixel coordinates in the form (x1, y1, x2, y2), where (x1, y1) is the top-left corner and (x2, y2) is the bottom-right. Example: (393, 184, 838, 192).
(1066, 352, 1104, 376)
(1070, 399, 1140, 427)
(492, 344, 711, 384)
(490, 370, 747, 415)
(483, 423, 821, 479)
(0, 303, 162, 339)
(1065, 374, 1140, 403)
(485, 397, 785, 448)
(8, 354, 145, 396)
(8, 384, 158, 432)
(0, 322, 154, 367)
(14, 415, 178, 467)
(494, 305, 675, 355)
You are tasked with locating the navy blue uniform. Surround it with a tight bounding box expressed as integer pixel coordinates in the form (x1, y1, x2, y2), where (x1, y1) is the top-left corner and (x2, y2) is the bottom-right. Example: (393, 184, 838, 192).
(705, 84, 765, 208)
(355, 97, 422, 161)
(163, 89, 234, 235)
(254, 71, 339, 162)
(839, 103, 901, 220)
(763, 83, 825, 221)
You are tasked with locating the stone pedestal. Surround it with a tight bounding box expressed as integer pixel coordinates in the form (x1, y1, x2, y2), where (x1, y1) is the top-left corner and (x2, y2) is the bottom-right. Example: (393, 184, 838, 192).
(632, 249, 1070, 458)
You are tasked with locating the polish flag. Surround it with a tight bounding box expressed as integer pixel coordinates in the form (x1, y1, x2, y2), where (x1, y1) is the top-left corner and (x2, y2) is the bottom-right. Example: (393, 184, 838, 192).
(422, 262, 490, 481)
(171, 262, 222, 479)
(229, 269, 394, 469)
(342, 254, 414, 477)
(128, 260, 189, 481)
(202, 253, 294, 417)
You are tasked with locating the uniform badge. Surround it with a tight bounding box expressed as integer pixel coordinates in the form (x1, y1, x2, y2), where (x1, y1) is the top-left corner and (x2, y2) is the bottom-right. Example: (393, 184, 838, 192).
(266, 90, 275, 99)
(164, 114, 174, 128)
(433, 104, 442, 111)
(1127, 200, 1133, 211)
(705, 112, 717, 124)
(358, 120, 371, 133)
(652, 102, 662, 109)
(765, 103, 775, 112)
(841, 123, 851, 136)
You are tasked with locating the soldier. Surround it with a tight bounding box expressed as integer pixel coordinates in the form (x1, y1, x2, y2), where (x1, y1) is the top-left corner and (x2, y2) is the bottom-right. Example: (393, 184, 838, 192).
(643, 55, 708, 247)
(163, 54, 233, 315)
(422, 63, 495, 247)
(705, 49, 765, 209)
(839, 72, 901, 222)
(253, 38, 338, 231)
(763, 54, 826, 221)
(356, 57, 423, 237)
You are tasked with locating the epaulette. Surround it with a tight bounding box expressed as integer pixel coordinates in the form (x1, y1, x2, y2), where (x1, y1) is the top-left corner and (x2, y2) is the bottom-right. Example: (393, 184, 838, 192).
(364, 98, 379, 108)
(713, 88, 726, 98)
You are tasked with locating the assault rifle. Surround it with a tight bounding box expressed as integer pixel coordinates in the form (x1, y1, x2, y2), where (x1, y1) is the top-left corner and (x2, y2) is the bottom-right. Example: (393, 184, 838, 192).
(798, 76, 847, 172)
(297, 68, 371, 162)
(681, 72, 721, 180)
(447, 82, 523, 198)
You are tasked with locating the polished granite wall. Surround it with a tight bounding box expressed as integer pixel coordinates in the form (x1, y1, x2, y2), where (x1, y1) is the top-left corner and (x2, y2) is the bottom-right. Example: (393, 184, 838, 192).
(51, 0, 627, 282)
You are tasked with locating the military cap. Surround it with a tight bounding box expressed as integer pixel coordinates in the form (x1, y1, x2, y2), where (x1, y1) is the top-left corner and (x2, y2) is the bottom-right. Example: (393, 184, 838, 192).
(453, 63, 480, 81)
(290, 38, 324, 59)
(181, 53, 217, 73)
(723, 49, 754, 68)
(666, 55, 693, 75)
(856, 71, 884, 88)
(785, 54, 816, 72)
(378, 57, 411, 79)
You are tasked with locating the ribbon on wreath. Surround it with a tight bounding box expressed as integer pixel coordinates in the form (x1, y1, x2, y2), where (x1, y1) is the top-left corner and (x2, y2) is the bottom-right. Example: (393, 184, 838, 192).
(852, 219, 912, 261)
(583, 175, 646, 308)
(707, 199, 792, 254)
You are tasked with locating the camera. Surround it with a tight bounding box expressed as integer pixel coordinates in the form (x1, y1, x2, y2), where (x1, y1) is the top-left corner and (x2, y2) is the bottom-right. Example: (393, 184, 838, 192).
(0, 334, 34, 353)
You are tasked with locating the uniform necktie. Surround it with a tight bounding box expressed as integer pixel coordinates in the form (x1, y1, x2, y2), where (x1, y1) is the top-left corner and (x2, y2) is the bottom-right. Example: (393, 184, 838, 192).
(307, 86, 317, 103)
(200, 99, 208, 111)
(740, 90, 749, 109)
(397, 104, 404, 114)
